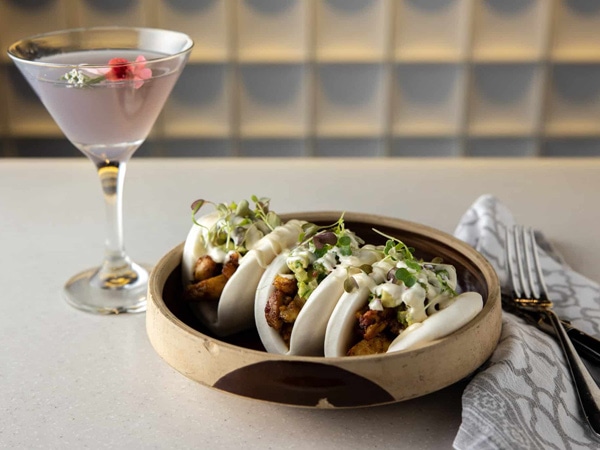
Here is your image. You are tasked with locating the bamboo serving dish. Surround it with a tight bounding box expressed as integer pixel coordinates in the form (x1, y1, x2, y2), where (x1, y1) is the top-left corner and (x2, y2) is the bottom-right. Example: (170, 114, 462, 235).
(146, 212, 502, 408)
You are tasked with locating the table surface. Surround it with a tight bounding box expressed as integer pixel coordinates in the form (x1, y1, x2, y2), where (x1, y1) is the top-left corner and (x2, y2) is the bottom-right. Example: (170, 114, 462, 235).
(2, 158, 599, 449)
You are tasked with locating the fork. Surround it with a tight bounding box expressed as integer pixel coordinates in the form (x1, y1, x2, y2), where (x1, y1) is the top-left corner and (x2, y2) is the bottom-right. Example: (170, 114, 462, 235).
(506, 225, 600, 436)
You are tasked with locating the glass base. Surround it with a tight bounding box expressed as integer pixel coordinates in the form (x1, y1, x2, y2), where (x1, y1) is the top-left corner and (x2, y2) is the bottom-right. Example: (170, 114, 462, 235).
(64, 262, 151, 315)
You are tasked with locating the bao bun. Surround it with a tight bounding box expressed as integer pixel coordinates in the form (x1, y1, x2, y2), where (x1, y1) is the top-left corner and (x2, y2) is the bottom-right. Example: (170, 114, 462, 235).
(182, 211, 305, 336)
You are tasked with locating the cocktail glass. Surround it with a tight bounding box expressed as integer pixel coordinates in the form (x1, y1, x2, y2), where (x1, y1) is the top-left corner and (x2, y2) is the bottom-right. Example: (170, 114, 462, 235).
(7, 27, 193, 314)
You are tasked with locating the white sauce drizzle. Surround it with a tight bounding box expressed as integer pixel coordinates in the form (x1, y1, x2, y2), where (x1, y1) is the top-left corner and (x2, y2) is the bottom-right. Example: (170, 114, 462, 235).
(369, 260, 459, 325)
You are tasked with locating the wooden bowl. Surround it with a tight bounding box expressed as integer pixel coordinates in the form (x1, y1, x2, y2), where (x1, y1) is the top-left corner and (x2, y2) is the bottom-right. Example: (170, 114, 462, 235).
(146, 212, 502, 408)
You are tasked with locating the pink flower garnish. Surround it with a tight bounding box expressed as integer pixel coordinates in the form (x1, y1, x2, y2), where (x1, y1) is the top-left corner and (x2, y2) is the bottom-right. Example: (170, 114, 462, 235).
(104, 55, 152, 89)
(62, 55, 153, 88)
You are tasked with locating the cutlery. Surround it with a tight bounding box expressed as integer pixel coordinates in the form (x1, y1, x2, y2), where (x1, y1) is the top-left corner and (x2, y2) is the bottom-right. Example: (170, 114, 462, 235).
(505, 225, 600, 436)
(501, 228, 600, 365)
(501, 295, 600, 367)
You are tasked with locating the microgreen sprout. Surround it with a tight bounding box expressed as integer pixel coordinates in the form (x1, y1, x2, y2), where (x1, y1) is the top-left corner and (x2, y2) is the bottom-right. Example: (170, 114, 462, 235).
(395, 267, 417, 288)
(191, 199, 208, 227)
(374, 229, 416, 262)
(250, 195, 281, 231)
(405, 260, 422, 272)
(337, 235, 353, 256)
(301, 214, 362, 260)
(342, 264, 374, 293)
(288, 214, 368, 300)
(189, 196, 282, 255)
(359, 264, 373, 275)
(313, 231, 337, 250)
(343, 276, 359, 294)
(436, 269, 457, 296)
(298, 214, 347, 244)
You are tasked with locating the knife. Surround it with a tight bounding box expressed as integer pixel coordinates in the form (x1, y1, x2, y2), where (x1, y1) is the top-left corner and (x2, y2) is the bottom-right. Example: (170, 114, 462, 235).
(526, 230, 600, 367)
(502, 294, 600, 367)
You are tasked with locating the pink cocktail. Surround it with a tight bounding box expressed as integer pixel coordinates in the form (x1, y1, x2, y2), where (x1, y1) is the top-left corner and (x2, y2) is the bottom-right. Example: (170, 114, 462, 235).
(8, 27, 193, 314)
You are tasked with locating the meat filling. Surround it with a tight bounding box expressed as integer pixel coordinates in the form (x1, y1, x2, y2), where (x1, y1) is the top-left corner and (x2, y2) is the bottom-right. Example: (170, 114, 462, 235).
(265, 274, 306, 346)
(184, 252, 240, 302)
(347, 305, 405, 356)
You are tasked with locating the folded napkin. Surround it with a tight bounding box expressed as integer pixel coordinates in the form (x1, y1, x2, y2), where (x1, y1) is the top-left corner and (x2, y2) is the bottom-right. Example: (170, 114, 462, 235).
(452, 195, 600, 450)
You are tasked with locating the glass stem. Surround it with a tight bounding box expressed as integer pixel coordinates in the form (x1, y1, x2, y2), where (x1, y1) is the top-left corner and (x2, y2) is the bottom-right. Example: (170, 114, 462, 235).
(93, 160, 136, 289)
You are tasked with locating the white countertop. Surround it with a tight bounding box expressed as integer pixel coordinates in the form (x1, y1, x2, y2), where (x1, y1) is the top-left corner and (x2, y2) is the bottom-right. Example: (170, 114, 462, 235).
(2, 158, 599, 449)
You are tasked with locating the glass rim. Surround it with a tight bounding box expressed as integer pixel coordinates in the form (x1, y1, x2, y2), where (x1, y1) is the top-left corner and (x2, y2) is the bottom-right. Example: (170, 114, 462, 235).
(6, 26, 194, 68)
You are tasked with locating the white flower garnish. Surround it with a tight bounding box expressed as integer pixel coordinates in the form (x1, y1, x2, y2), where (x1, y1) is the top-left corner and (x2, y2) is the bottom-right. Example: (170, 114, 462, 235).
(62, 69, 91, 87)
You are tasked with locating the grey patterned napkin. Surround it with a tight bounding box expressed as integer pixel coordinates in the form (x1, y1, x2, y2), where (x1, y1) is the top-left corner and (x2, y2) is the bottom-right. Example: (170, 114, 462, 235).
(452, 195, 600, 450)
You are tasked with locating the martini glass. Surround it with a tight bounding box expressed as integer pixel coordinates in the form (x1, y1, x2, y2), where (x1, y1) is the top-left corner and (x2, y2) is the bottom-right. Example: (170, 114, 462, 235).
(7, 27, 193, 314)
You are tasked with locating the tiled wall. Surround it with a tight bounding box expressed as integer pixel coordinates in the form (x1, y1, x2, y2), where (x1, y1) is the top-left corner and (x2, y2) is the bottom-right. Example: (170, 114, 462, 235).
(2, 0, 600, 157)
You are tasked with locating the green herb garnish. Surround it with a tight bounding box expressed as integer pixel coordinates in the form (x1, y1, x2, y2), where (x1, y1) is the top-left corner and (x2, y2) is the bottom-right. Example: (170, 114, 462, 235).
(395, 267, 417, 288)
(376, 229, 416, 262)
(189, 196, 281, 255)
